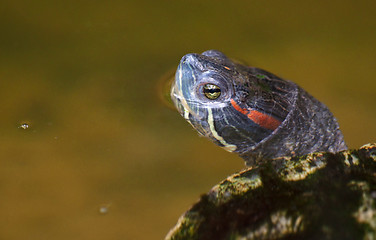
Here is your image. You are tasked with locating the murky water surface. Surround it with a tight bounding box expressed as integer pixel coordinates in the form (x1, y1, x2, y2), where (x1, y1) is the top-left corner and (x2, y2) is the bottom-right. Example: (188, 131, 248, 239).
(1, 1, 375, 239)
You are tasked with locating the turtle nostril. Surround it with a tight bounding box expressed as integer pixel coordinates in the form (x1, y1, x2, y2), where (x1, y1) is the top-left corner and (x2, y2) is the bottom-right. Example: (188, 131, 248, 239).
(180, 53, 205, 72)
(180, 54, 199, 64)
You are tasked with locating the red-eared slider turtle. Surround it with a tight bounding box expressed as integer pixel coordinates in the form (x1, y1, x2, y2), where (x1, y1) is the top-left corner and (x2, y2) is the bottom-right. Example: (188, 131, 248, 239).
(170, 50, 347, 166)
(166, 50, 376, 240)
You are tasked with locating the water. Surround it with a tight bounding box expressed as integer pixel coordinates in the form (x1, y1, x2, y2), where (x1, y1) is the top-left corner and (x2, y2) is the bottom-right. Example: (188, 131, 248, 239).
(0, 0, 375, 239)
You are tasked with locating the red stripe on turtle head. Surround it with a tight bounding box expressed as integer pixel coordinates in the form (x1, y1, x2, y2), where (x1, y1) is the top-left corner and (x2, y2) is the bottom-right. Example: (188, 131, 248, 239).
(230, 98, 281, 131)
(247, 110, 281, 130)
(230, 99, 249, 115)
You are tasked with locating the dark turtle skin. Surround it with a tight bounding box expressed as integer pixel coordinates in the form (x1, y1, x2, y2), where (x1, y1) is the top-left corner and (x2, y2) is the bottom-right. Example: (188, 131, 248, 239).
(171, 50, 347, 166)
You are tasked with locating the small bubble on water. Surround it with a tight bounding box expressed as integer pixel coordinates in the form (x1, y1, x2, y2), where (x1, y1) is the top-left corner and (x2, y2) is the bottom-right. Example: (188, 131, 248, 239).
(98, 203, 111, 215)
(19, 123, 29, 130)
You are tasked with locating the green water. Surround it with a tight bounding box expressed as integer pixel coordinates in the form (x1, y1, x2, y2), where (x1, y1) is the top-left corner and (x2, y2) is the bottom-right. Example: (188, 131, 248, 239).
(0, 1, 375, 239)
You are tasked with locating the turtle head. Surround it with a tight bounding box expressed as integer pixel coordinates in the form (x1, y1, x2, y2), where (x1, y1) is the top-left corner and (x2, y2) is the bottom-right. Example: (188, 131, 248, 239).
(171, 50, 347, 164)
(171, 50, 294, 154)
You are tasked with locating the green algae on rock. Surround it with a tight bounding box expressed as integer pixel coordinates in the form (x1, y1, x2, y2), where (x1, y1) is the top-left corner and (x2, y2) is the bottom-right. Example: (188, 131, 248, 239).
(165, 144, 376, 240)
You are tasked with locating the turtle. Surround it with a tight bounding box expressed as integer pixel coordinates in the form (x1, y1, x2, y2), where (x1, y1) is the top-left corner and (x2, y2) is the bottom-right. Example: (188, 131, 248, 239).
(166, 50, 376, 240)
(170, 50, 347, 166)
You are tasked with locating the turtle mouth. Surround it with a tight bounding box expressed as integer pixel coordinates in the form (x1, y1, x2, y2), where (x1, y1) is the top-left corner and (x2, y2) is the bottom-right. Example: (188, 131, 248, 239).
(171, 62, 198, 121)
(170, 80, 190, 120)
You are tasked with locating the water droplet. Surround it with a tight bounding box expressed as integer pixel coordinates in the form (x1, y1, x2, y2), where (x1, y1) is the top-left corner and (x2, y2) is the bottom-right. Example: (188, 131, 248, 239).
(19, 123, 29, 130)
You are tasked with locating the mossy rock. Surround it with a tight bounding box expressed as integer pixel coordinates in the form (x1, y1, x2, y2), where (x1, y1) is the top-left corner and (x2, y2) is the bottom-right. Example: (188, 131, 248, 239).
(165, 144, 376, 240)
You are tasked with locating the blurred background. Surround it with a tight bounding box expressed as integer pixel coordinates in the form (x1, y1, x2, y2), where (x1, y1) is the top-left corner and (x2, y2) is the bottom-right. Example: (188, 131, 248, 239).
(0, 0, 375, 239)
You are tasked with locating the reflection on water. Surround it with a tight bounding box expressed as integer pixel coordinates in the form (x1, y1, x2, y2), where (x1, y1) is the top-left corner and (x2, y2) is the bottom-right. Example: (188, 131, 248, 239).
(0, 0, 375, 239)
(157, 68, 176, 110)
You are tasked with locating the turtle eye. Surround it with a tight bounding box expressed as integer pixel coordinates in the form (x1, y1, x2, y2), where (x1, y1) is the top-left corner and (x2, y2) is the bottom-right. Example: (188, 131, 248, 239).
(203, 83, 221, 100)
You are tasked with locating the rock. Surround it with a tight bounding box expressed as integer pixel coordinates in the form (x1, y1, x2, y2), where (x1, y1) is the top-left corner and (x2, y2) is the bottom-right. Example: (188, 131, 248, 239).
(165, 144, 376, 240)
